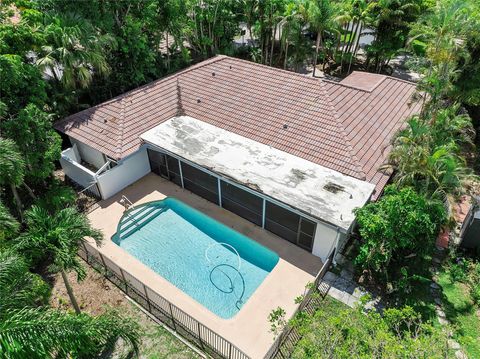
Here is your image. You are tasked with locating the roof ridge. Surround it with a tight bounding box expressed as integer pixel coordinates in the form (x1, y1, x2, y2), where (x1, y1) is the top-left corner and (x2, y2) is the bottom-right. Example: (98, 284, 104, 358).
(116, 96, 125, 159)
(54, 55, 228, 130)
(318, 80, 367, 179)
(323, 73, 417, 93)
(220, 56, 332, 84)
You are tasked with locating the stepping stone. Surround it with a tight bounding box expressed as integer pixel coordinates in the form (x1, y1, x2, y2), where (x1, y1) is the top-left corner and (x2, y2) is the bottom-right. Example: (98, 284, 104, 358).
(438, 316, 450, 325)
(346, 295, 358, 308)
(433, 257, 442, 264)
(335, 254, 347, 266)
(340, 268, 354, 281)
(448, 340, 461, 350)
(455, 350, 467, 359)
(323, 271, 338, 283)
(434, 297, 442, 306)
(430, 282, 440, 290)
(352, 287, 367, 299)
(436, 308, 446, 318)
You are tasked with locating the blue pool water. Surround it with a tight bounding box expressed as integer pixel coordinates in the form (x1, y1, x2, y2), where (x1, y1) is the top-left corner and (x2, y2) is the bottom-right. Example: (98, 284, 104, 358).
(113, 198, 279, 319)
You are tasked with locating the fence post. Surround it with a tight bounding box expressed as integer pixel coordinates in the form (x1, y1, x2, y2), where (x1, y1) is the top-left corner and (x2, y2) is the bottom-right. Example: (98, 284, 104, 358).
(228, 342, 232, 359)
(99, 253, 108, 275)
(168, 303, 176, 331)
(119, 268, 128, 294)
(197, 322, 204, 350)
(143, 284, 152, 313)
(82, 242, 89, 263)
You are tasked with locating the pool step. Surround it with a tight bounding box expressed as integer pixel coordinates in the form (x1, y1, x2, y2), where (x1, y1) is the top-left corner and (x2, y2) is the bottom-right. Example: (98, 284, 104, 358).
(120, 206, 160, 233)
(120, 206, 166, 240)
(119, 205, 154, 232)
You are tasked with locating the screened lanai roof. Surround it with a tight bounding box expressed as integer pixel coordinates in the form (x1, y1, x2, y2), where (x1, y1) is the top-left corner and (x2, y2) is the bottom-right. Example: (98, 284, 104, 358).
(141, 116, 375, 231)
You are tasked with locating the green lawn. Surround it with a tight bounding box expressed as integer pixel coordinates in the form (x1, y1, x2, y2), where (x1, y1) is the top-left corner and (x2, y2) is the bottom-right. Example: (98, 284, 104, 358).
(438, 271, 480, 358)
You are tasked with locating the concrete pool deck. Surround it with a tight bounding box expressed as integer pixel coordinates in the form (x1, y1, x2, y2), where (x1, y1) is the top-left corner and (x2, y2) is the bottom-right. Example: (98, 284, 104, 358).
(86, 173, 323, 358)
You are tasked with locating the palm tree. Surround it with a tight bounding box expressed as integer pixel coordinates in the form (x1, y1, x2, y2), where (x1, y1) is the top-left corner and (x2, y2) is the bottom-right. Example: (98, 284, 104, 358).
(0, 250, 48, 314)
(279, 1, 304, 70)
(0, 138, 26, 221)
(306, 0, 333, 77)
(36, 13, 114, 90)
(0, 307, 140, 359)
(346, 0, 372, 73)
(383, 114, 476, 214)
(16, 206, 103, 314)
(409, 0, 472, 113)
(0, 201, 19, 241)
(0, 251, 140, 358)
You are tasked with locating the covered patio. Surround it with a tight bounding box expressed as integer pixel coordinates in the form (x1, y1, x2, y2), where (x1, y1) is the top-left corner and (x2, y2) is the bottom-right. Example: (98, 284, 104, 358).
(86, 173, 323, 358)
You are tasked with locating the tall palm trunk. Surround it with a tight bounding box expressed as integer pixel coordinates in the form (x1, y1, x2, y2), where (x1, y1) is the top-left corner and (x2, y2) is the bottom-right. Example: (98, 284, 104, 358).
(348, 21, 362, 74)
(61, 269, 81, 314)
(346, 19, 359, 54)
(284, 39, 289, 70)
(270, 24, 276, 66)
(313, 31, 321, 77)
(10, 184, 23, 222)
(166, 33, 170, 70)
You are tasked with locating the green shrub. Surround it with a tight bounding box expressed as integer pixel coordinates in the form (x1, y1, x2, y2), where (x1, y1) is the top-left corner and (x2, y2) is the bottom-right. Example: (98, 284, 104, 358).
(448, 257, 470, 282)
(470, 285, 480, 306)
(292, 299, 450, 359)
(35, 182, 76, 213)
(354, 185, 446, 278)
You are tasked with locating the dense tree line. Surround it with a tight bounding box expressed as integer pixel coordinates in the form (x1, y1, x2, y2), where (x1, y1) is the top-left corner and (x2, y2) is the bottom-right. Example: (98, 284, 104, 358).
(1, 0, 480, 357)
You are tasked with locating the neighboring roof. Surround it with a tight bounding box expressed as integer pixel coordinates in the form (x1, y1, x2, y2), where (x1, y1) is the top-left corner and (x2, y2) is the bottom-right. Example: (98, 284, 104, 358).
(55, 55, 421, 195)
(141, 116, 375, 231)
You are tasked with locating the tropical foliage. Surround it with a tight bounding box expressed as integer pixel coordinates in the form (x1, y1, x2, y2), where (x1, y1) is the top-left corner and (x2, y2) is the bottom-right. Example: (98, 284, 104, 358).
(0, 250, 140, 359)
(354, 186, 445, 282)
(1, 0, 479, 357)
(291, 297, 450, 358)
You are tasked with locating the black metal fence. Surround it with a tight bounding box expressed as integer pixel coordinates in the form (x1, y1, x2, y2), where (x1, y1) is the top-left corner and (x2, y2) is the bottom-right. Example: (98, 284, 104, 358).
(263, 248, 335, 359)
(78, 242, 250, 359)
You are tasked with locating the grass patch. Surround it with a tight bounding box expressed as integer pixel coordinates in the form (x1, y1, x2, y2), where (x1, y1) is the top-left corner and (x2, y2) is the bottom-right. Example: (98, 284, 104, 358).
(438, 270, 480, 358)
(50, 264, 200, 358)
(139, 317, 200, 359)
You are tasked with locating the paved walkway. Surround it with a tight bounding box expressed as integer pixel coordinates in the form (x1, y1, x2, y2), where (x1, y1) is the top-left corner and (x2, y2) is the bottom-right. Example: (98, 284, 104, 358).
(430, 247, 468, 359)
(322, 254, 383, 311)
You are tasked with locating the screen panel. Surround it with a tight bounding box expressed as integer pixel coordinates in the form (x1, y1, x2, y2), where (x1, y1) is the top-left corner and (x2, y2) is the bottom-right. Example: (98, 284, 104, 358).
(181, 162, 219, 204)
(220, 181, 263, 225)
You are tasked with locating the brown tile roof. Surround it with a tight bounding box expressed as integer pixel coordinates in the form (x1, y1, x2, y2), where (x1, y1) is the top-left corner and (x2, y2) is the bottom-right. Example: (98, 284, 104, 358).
(55, 55, 421, 195)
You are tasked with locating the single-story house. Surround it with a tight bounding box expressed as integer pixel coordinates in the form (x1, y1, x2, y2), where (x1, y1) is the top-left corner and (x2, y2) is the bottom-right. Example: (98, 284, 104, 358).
(55, 55, 421, 261)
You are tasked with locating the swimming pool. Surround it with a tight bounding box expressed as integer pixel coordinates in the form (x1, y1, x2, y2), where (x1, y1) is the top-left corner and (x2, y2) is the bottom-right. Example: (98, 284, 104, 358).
(113, 197, 279, 319)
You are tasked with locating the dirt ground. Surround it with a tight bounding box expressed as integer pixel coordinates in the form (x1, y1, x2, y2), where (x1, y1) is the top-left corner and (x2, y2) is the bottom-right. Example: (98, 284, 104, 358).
(50, 263, 201, 359)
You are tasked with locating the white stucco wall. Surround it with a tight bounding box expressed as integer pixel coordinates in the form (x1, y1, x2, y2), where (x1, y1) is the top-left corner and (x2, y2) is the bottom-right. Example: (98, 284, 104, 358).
(60, 148, 96, 189)
(97, 147, 150, 199)
(311, 222, 340, 261)
(69, 137, 106, 170)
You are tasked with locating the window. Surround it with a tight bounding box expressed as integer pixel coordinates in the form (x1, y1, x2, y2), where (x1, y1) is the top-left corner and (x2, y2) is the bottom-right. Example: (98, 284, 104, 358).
(181, 162, 219, 204)
(221, 181, 263, 225)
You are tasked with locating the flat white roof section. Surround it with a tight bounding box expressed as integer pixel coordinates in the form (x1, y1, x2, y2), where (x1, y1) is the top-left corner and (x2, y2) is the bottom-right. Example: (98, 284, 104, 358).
(141, 116, 375, 231)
